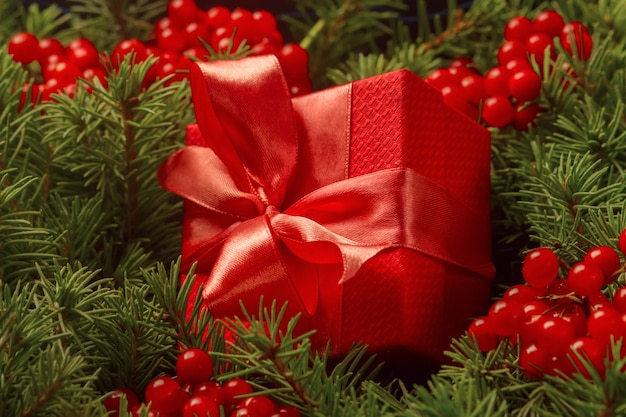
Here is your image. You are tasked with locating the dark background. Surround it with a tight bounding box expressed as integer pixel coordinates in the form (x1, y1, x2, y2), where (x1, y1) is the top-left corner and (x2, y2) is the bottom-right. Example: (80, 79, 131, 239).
(22, 1, 474, 25)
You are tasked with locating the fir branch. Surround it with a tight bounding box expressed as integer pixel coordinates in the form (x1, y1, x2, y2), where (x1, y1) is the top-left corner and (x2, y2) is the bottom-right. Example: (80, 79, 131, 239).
(142, 259, 220, 353)
(284, 0, 405, 87)
(22, 3, 73, 41)
(410, 0, 514, 71)
(217, 302, 320, 412)
(38, 55, 191, 279)
(97, 274, 177, 393)
(1, 276, 104, 416)
(326, 52, 404, 84)
(0, 0, 23, 43)
(67, 0, 168, 51)
(15, 342, 100, 417)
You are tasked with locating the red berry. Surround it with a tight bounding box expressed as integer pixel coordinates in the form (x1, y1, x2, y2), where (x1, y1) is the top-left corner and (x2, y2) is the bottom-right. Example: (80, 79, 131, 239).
(167, 0, 198, 26)
(277, 43, 309, 81)
(193, 381, 225, 405)
(536, 316, 576, 354)
(449, 57, 474, 68)
(231, 406, 263, 417)
(37, 37, 65, 66)
(519, 313, 548, 345)
(104, 388, 141, 417)
(241, 395, 276, 416)
(18, 82, 42, 110)
(112, 38, 149, 66)
(81, 66, 108, 88)
(447, 65, 475, 82)
(223, 378, 254, 408)
(176, 348, 214, 386)
(66, 38, 100, 71)
(131, 405, 159, 417)
(483, 66, 511, 97)
(497, 40, 527, 66)
(157, 60, 187, 85)
(205, 6, 231, 29)
(211, 26, 244, 53)
(481, 96, 514, 128)
(505, 57, 533, 74)
(519, 342, 550, 378)
(155, 17, 175, 33)
(258, 29, 283, 50)
(533, 10, 565, 38)
(561, 22, 593, 61)
(522, 248, 560, 288)
(145, 51, 177, 83)
(271, 406, 302, 417)
(145, 376, 190, 415)
(522, 300, 550, 317)
(183, 396, 220, 417)
(587, 291, 612, 310)
(587, 307, 624, 346)
(504, 16, 534, 42)
(156, 26, 187, 53)
(562, 310, 588, 338)
(525, 33, 554, 66)
(230, 8, 255, 41)
(488, 298, 524, 337)
(250, 40, 279, 56)
(184, 21, 211, 49)
(612, 287, 626, 314)
(460, 74, 487, 105)
(441, 84, 470, 113)
(503, 284, 546, 304)
(425, 68, 454, 90)
(289, 78, 313, 97)
(252, 10, 278, 40)
(513, 102, 541, 131)
(567, 261, 604, 296)
(44, 60, 82, 86)
(40, 78, 62, 101)
(8, 32, 40, 64)
(584, 246, 621, 285)
(567, 337, 605, 379)
(508, 69, 542, 102)
(468, 316, 499, 352)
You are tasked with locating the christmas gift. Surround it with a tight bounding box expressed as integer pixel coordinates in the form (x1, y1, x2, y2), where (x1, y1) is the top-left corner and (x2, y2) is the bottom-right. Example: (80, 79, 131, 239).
(158, 55, 495, 363)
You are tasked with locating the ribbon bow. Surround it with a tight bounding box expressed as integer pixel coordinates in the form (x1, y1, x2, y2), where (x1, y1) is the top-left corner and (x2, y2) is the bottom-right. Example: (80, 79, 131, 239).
(158, 55, 494, 323)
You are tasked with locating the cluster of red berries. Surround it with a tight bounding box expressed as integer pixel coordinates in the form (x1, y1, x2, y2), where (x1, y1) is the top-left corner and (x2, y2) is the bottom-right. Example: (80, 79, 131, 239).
(6, 0, 311, 108)
(104, 348, 301, 417)
(7, 32, 107, 107)
(469, 229, 626, 379)
(426, 10, 593, 130)
(149, 0, 311, 95)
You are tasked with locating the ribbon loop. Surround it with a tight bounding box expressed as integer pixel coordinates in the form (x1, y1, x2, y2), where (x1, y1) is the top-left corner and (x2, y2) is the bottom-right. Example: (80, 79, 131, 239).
(189, 57, 298, 206)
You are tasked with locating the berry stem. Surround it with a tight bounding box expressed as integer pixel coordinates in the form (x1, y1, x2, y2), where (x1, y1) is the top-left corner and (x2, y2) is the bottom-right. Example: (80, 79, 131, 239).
(299, 18, 326, 51)
(264, 343, 318, 413)
(420, 9, 472, 52)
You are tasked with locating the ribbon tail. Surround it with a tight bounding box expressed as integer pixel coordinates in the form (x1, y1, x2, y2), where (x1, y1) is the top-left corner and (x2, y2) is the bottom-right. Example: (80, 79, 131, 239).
(337, 243, 390, 284)
(272, 213, 392, 284)
(202, 215, 320, 318)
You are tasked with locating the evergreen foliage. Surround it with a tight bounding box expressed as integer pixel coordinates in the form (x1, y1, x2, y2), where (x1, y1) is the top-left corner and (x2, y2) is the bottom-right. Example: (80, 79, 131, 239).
(3, 0, 626, 416)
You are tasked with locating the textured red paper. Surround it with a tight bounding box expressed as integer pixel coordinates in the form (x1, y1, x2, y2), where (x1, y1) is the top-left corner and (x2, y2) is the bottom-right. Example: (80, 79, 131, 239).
(159, 56, 494, 364)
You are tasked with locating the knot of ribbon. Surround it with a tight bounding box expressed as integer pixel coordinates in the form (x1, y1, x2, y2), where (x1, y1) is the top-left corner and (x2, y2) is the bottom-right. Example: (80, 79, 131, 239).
(158, 55, 494, 322)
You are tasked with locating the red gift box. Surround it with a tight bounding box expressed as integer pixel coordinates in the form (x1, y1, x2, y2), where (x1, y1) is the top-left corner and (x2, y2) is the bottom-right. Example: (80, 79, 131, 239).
(158, 55, 494, 363)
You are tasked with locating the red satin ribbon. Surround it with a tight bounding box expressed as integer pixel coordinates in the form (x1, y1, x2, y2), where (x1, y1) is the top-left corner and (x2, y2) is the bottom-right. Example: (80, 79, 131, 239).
(158, 55, 494, 325)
